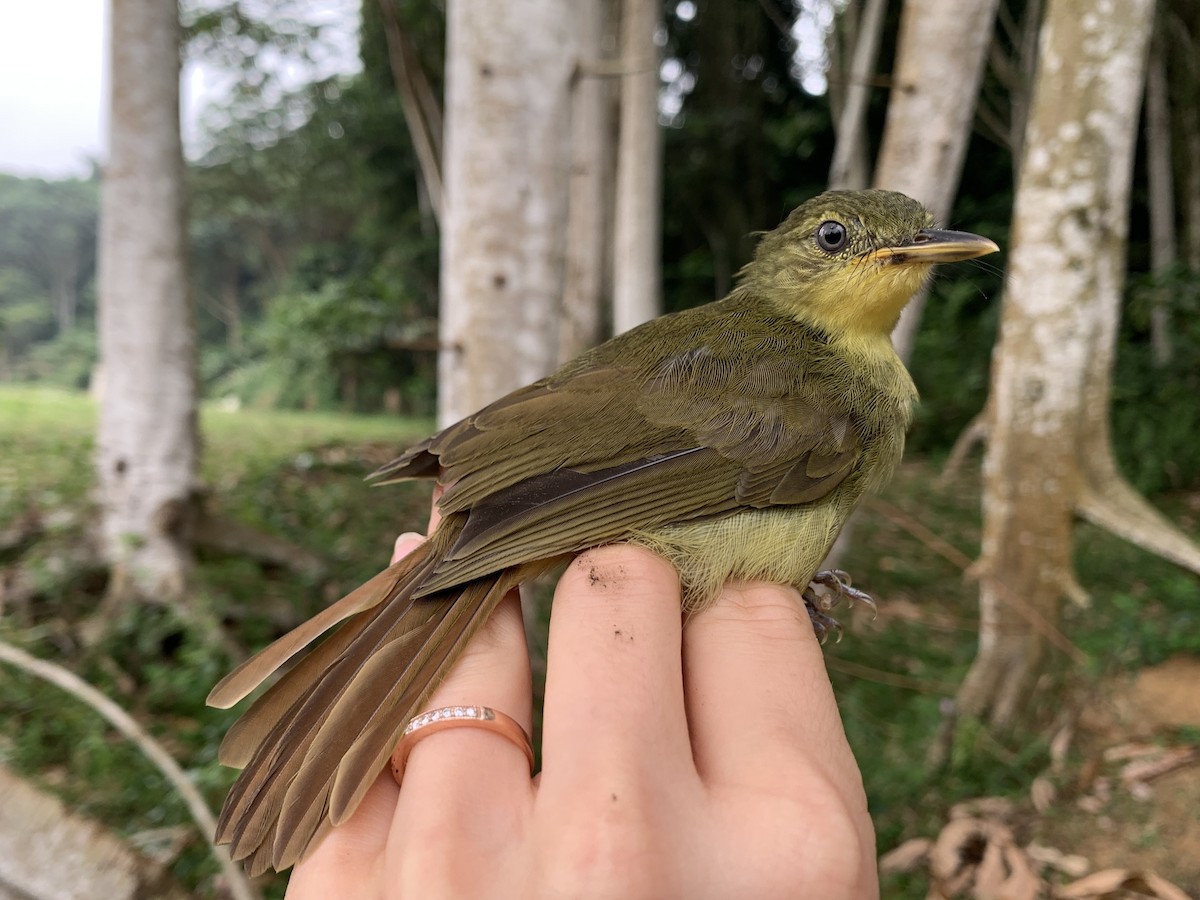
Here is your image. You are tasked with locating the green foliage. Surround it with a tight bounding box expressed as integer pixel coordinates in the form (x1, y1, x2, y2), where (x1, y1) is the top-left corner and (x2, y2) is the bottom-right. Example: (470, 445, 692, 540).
(1112, 265, 1200, 493)
(0, 385, 430, 897)
(211, 276, 434, 413)
(1, 385, 1196, 897)
(659, 2, 834, 310)
(0, 174, 98, 377)
(16, 327, 98, 389)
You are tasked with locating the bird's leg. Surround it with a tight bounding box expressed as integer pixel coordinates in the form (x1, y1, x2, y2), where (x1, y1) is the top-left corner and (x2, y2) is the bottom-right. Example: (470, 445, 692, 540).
(802, 569, 878, 644)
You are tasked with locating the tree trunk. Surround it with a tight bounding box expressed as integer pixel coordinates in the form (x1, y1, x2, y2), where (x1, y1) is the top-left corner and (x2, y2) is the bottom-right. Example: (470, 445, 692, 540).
(827, 0, 888, 191)
(611, 0, 663, 334)
(824, 0, 998, 569)
(0, 765, 190, 900)
(96, 0, 198, 603)
(558, 0, 613, 363)
(959, 0, 1157, 727)
(438, 0, 578, 426)
(875, 0, 1001, 363)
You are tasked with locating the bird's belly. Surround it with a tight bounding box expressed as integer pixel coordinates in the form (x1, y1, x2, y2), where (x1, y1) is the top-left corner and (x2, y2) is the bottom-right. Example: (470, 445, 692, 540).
(627, 502, 849, 612)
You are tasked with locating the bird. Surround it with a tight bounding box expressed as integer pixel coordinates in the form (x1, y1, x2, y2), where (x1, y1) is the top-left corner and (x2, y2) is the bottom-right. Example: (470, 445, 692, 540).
(207, 188, 998, 874)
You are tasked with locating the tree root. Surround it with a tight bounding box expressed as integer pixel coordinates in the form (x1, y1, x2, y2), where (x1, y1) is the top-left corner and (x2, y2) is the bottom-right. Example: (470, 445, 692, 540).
(192, 510, 326, 579)
(940, 411, 989, 483)
(1076, 475, 1200, 576)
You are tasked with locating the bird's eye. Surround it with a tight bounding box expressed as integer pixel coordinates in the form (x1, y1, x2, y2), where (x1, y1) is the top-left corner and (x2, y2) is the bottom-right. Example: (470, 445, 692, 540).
(816, 220, 849, 253)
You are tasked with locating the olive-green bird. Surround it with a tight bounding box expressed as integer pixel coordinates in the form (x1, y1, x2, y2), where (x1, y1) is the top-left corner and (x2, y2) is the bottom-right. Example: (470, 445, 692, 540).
(208, 189, 997, 874)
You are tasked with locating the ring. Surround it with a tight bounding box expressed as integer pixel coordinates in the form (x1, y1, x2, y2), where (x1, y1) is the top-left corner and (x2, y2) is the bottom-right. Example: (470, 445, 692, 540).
(390, 705, 534, 785)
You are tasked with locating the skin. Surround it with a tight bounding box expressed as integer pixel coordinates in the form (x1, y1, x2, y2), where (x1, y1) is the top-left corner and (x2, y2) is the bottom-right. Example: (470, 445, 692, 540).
(286, 522, 879, 899)
(208, 190, 997, 874)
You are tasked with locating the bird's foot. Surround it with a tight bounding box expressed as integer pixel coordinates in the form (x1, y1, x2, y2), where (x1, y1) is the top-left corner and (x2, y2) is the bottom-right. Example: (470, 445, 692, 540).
(802, 569, 877, 644)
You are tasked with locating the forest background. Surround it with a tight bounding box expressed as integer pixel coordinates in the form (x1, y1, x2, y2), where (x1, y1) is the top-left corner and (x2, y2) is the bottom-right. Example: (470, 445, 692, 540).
(0, 1, 1198, 898)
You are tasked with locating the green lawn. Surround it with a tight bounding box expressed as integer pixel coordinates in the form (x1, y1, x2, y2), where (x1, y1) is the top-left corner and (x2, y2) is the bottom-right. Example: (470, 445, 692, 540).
(0, 384, 1196, 897)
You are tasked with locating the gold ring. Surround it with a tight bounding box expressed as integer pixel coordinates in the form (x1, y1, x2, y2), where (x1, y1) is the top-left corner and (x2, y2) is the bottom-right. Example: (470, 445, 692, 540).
(390, 706, 534, 785)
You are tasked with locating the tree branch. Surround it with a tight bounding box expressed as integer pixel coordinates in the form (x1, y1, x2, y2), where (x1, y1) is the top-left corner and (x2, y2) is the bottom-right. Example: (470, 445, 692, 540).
(0, 640, 259, 900)
(376, 0, 444, 227)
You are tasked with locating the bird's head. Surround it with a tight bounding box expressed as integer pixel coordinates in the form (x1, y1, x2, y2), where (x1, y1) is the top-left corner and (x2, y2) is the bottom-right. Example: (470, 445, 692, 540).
(743, 189, 998, 339)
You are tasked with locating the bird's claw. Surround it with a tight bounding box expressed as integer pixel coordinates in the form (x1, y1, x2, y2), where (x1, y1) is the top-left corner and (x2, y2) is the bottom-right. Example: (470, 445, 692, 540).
(809, 569, 878, 617)
(802, 569, 878, 644)
(802, 595, 843, 644)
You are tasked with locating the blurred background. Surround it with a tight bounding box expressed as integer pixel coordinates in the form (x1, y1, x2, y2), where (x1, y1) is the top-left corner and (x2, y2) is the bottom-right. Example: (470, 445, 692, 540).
(0, 0, 1197, 897)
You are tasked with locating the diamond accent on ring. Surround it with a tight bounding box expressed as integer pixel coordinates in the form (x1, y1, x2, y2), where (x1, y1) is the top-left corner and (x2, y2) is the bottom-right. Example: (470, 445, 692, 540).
(403, 705, 495, 737)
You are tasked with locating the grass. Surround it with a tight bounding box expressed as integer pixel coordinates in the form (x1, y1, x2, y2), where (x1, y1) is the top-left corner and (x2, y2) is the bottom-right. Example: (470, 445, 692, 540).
(0, 383, 1197, 897)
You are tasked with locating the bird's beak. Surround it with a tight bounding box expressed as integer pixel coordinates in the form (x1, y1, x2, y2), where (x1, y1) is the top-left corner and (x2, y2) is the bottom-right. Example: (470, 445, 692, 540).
(867, 229, 999, 265)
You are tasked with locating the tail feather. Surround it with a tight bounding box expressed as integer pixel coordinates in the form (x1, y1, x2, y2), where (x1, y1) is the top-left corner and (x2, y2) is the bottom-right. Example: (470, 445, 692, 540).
(217, 589, 434, 858)
(218, 609, 375, 767)
(207, 538, 442, 710)
(213, 515, 558, 874)
(327, 572, 530, 822)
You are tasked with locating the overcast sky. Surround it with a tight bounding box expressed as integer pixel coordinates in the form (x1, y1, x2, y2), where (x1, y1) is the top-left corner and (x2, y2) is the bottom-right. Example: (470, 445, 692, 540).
(0, 0, 360, 180)
(0, 1, 107, 177)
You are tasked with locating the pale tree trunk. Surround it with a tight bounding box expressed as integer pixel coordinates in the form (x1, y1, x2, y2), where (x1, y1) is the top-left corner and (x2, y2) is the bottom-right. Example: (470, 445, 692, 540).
(438, 0, 578, 427)
(939, 0, 1043, 480)
(558, 0, 614, 363)
(876, 0, 1001, 363)
(825, 1, 870, 187)
(827, 0, 888, 191)
(612, 0, 662, 334)
(958, 0, 1200, 727)
(824, 0, 998, 568)
(96, 0, 198, 604)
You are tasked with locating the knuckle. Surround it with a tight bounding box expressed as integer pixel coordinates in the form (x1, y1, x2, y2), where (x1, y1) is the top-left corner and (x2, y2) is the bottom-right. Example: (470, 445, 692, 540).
(538, 784, 680, 898)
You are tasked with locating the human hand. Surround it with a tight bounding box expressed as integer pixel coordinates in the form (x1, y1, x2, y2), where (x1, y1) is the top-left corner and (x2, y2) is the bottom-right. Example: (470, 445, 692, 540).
(286, 520, 877, 898)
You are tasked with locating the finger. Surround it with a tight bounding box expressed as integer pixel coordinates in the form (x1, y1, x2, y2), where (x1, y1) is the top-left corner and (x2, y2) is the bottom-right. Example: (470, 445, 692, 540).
(387, 588, 533, 857)
(683, 582, 862, 793)
(391, 532, 424, 565)
(540, 545, 692, 782)
(286, 771, 396, 898)
(289, 530, 437, 898)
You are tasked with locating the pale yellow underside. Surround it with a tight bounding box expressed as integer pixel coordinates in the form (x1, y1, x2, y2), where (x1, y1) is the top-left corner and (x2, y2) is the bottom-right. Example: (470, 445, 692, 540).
(628, 499, 850, 613)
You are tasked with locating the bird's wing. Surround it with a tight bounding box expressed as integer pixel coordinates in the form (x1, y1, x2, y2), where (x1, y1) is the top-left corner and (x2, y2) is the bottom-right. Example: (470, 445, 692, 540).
(393, 315, 866, 595)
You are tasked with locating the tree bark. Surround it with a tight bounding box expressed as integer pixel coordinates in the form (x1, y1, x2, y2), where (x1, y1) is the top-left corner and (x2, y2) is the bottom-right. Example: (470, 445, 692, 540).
(960, 0, 1161, 727)
(0, 765, 191, 900)
(558, 0, 614, 363)
(438, 0, 578, 426)
(96, 0, 198, 603)
(611, 0, 663, 334)
(824, 0, 998, 569)
(828, 0, 888, 191)
(875, 0, 1001, 363)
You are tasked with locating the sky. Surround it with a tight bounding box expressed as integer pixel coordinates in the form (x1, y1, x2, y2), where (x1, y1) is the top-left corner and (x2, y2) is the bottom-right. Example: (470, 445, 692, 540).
(0, 0, 360, 180)
(0, 1, 107, 177)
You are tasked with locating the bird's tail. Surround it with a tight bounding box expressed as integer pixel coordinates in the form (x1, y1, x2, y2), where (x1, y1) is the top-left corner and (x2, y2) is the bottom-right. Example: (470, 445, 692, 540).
(206, 516, 531, 875)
